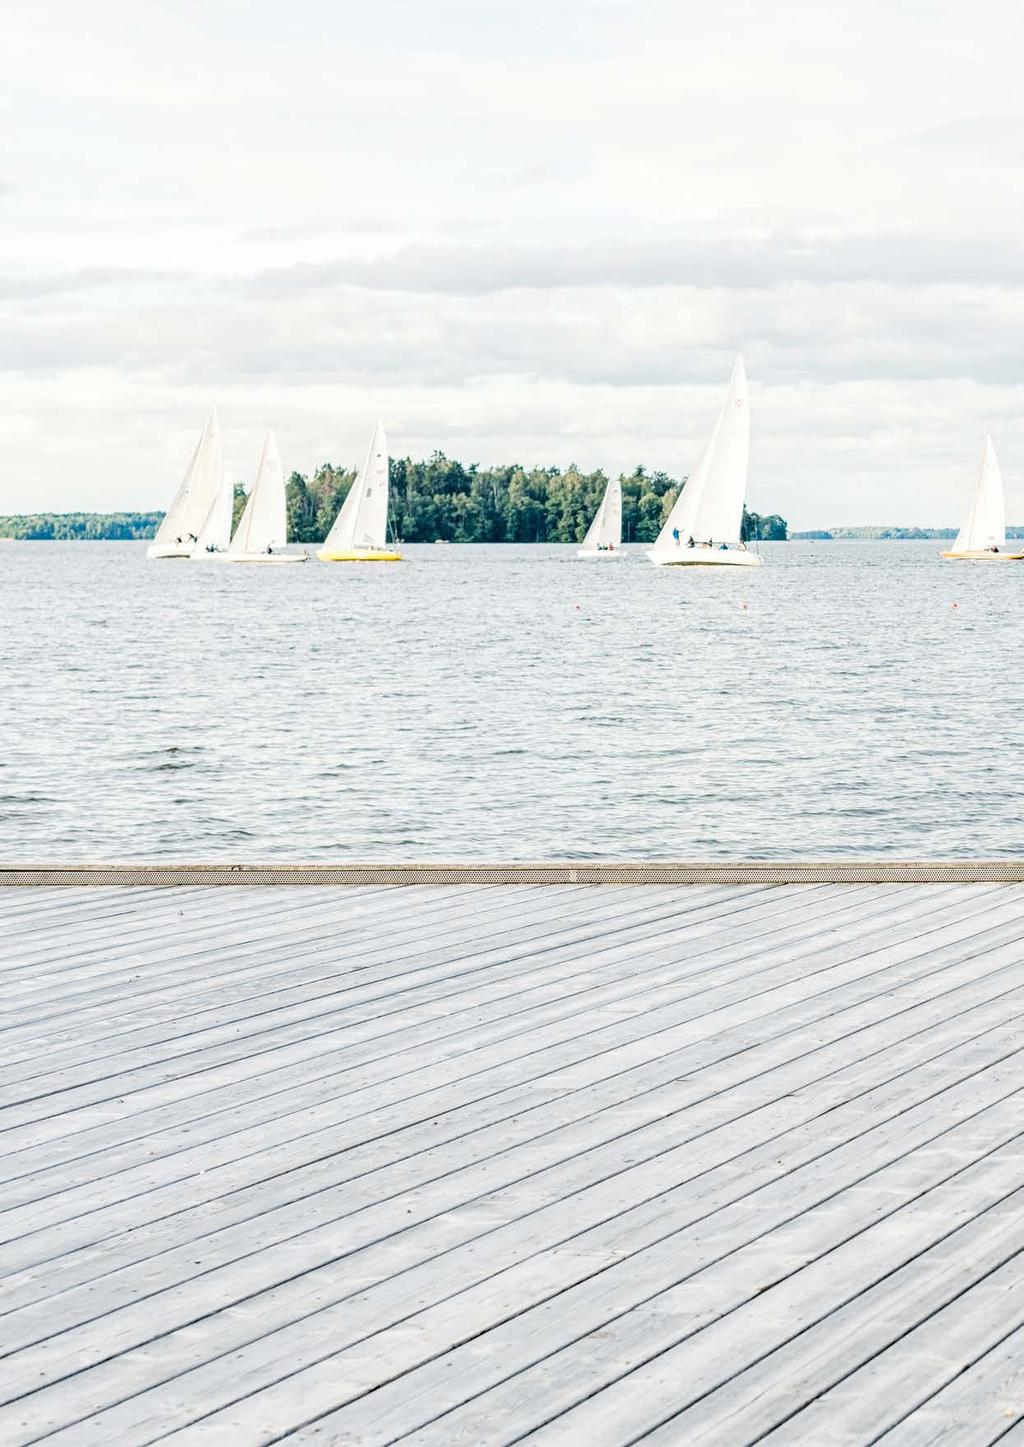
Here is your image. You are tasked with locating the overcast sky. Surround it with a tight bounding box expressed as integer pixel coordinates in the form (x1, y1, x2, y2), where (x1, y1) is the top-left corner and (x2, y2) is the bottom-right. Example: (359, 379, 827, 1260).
(4, 0, 1024, 526)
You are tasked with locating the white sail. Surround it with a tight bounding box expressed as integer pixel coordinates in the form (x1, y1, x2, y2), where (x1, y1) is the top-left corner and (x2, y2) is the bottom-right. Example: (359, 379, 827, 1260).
(322, 421, 390, 552)
(952, 436, 1005, 553)
(152, 408, 222, 547)
(579, 476, 622, 552)
(193, 468, 235, 555)
(229, 432, 287, 556)
(652, 356, 750, 550)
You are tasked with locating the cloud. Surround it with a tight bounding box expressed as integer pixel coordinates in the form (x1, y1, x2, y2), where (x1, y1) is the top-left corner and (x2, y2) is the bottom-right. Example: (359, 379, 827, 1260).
(6, 0, 1024, 526)
(0, 266, 186, 301)
(901, 114, 1024, 161)
(250, 232, 1024, 297)
(240, 219, 401, 241)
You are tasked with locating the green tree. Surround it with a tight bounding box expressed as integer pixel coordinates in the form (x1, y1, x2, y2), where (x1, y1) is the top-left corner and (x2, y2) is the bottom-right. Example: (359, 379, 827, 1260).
(231, 482, 248, 534)
(0, 464, 788, 545)
(742, 509, 788, 541)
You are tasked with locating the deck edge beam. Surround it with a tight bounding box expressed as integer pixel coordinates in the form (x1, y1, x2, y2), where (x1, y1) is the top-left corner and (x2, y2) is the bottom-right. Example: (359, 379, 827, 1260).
(2, 860, 1024, 886)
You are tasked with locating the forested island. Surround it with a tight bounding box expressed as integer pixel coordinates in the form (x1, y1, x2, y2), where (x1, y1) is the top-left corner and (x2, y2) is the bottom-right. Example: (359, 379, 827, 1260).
(0, 455, 788, 544)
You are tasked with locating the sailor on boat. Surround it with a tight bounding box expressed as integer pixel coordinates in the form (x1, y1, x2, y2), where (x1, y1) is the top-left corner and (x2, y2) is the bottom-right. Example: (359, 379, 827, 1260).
(147, 408, 222, 560)
(942, 437, 1024, 560)
(647, 356, 764, 568)
(576, 474, 623, 558)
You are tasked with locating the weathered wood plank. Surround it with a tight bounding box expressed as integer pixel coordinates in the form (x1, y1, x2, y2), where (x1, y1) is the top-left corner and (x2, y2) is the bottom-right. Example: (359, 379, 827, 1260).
(0, 884, 1021, 1446)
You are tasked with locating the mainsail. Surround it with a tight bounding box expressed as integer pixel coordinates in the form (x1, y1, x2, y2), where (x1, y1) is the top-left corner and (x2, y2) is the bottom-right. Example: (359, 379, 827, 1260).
(952, 436, 1005, 554)
(579, 476, 622, 552)
(152, 409, 223, 547)
(193, 468, 235, 554)
(652, 356, 750, 550)
(321, 421, 390, 552)
(229, 433, 287, 556)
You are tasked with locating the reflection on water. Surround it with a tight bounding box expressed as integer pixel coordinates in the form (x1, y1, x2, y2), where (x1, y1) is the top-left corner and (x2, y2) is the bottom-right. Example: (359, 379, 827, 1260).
(0, 540, 1021, 860)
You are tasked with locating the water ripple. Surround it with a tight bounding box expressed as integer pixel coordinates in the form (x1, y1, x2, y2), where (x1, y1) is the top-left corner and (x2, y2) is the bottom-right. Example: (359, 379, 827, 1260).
(1, 539, 1022, 860)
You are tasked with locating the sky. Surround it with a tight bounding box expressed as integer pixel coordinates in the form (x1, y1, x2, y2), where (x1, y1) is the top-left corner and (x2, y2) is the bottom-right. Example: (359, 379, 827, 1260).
(4, 0, 1024, 527)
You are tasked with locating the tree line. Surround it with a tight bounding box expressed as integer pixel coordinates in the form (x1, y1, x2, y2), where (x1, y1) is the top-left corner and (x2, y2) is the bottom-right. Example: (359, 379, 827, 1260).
(1, 456, 788, 543)
(0, 511, 164, 541)
(286, 454, 787, 544)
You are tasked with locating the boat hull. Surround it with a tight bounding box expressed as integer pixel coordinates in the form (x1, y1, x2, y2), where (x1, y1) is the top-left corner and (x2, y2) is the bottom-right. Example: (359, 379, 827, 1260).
(576, 549, 626, 559)
(221, 552, 308, 564)
(317, 549, 402, 563)
(190, 550, 229, 561)
(146, 542, 194, 560)
(647, 546, 763, 568)
(941, 549, 1024, 560)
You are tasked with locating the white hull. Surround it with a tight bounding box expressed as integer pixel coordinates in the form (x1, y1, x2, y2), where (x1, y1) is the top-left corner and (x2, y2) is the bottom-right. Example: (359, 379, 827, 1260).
(647, 545, 763, 568)
(941, 549, 1024, 561)
(221, 552, 309, 564)
(146, 541, 195, 559)
(576, 548, 626, 559)
(190, 549, 229, 561)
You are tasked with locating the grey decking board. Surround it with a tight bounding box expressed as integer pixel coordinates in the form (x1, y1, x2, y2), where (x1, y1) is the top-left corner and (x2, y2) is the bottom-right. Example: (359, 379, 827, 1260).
(4, 885, 1018, 1296)
(328, 1096, 1024, 1446)
(12, 1024, 1018, 1441)
(8, 937, 1018, 1331)
(0, 882, 711, 1059)
(4, 1076, 1018, 1435)
(0, 885, 873, 1227)
(0, 882, 868, 1115)
(0, 879, 983, 1232)
(11, 940, 1019, 1314)
(0, 883, 886, 1154)
(0, 873, 966, 1122)
(0, 879, 1012, 1244)
(0, 879, 937, 1290)
(1, 885, 1022, 1446)
(4, 972, 1018, 1400)
(0, 885, 769, 1203)
(123, 1012, 1024, 1441)
(0, 882, 497, 999)
(0, 881, 746, 1071)
(9, 949, 1024, 1325)
(0, 883, 929, 1073)
(683, 1235, 1024, 1446)
(0, 879, 1006, 1232)
(60, 1036, 1024, 1444)
(875, 1324, 1024, 1445)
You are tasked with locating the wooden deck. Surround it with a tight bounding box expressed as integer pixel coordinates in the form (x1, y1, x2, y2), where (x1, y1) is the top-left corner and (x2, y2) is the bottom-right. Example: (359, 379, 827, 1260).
(1, 882, 1023, 1444)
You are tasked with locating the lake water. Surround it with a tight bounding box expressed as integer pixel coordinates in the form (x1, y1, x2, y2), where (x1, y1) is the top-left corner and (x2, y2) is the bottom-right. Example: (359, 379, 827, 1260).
(1, 540, 1021, 861)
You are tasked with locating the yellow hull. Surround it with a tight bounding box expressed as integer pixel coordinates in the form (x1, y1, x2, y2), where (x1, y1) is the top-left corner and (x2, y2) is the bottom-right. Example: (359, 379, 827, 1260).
(317, 549, 402, 563)
(941, 550, 1024, 560)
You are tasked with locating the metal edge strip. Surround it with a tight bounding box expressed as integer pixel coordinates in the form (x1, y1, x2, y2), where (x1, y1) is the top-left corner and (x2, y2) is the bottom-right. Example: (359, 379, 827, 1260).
(2, 861, 1024, 886)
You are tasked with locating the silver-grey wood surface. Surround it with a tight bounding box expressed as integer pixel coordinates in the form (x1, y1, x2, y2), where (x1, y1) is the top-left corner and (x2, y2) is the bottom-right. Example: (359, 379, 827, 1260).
(1, 884, 1023, 1445)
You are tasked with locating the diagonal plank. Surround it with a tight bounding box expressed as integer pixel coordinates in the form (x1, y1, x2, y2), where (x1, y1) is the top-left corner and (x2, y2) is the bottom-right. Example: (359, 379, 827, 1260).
(1, 883, 1022, 1447)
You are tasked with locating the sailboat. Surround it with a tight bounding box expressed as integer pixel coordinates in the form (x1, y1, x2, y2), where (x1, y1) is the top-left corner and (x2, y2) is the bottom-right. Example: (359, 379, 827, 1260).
(647, 356, 763, 568)
(191, 468, 235, 560)
(577, 477, 624, 558)
(317, 421, 402, 562)
(941, 436, 1024, 560)
(147, 409, 223, 559)
(223, 432, 307, 564)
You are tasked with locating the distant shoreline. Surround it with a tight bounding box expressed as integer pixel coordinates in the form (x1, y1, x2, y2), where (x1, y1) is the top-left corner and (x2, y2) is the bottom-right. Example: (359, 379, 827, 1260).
(7, 522, 1023, 542)
(793, 527, 1024, 540)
